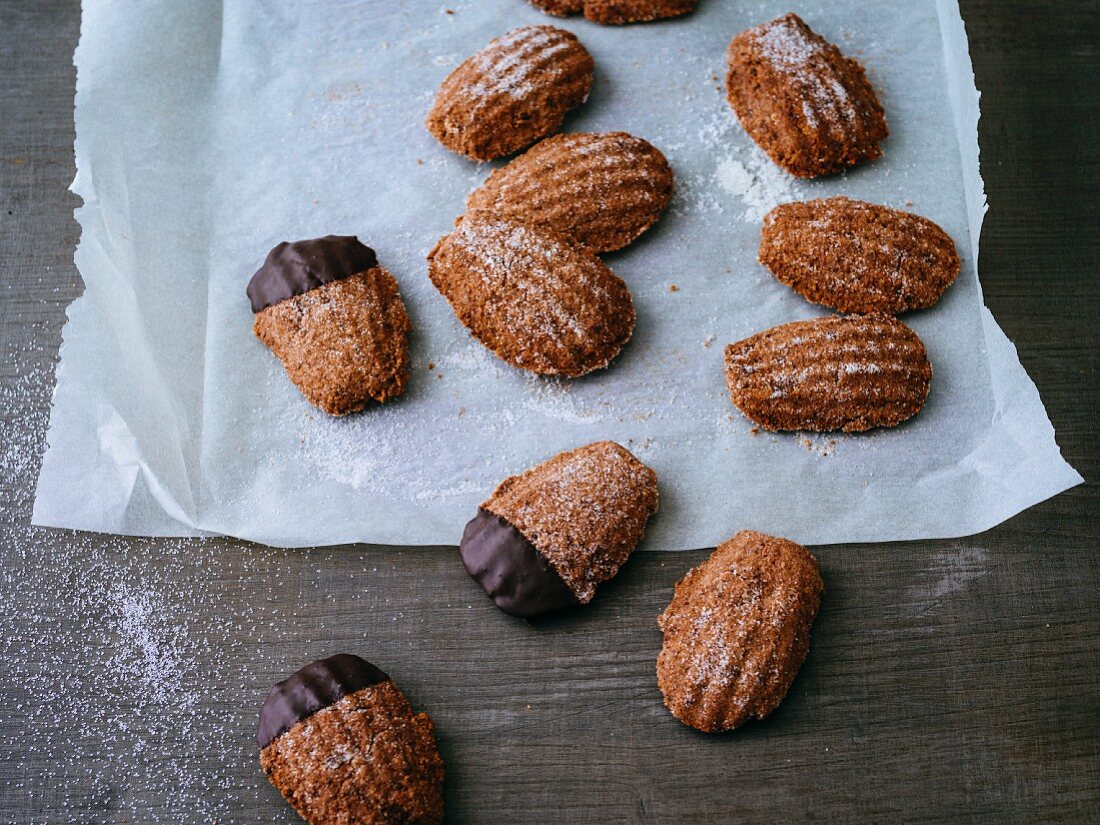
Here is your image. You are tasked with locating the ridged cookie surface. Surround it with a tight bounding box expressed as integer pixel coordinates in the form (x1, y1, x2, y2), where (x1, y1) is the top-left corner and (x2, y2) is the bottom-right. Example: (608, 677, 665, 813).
(761, 197, 960, 314)
(427, 213, 635, 376)
(483, 441, 659, 604)
(253, 266, 411, 415)
(426, 25, 593, 161)
(466, 132, 673, 253)
(529, 0, 696, 25)
(726, 13, 888, 178)
(724, 315, 932, 432)
(658, 531, 823, 733)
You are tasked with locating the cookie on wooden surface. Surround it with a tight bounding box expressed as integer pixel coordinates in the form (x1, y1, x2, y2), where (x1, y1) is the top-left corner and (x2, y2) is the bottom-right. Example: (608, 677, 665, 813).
(259, 654, 444, 825)
(761, 197, 960, 314)
(529, 0, 696, 25)
(426, 25, 594, 161)
(657, 530, 823, 732)
(466, 131, 674, 253)
(427, 212, 635, 376)
(460, 441, 659, 618)
(724, 314, 932, 432)
(248, 236, 411, 416)
(726, 13, 888, 178)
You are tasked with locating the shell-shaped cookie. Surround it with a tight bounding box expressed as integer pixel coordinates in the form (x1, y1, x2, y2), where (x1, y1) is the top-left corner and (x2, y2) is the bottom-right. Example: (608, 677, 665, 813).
(726, 13, 888, 178)
(657, 531, 824, 732)
(427, 213, 635, 376)
(482, 440, 659, 604)
(529, 0, 696, 25)
(426, 25, 594, 161)
(760, 197, 960, 315)
(259, 655, 444, 825)
(724, 314, 932, 432)
(466, 132, 674, 253)
(253, 266, 411, 415)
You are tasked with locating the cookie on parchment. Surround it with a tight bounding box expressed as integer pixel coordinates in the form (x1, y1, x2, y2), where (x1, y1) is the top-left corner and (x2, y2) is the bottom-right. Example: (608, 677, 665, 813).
(529, 0, 696, 25)
(427, 212, 635, 376)
(726, 13, 888, 178)
(657, 531, 823, 732)
(760, 197, 960, 315)
(460, 441, 659, 618)
(724, 314, 932, 433)
(259, 654, 444, 825)
(426, 25, 594, 161)
(248, 236, 411, 416)
(466, 131, 674, 253)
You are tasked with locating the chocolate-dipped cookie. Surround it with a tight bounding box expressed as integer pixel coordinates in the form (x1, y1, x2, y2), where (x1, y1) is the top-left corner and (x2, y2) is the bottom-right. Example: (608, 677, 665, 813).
(657, 531, 824, 732)
(259, 654, 444, 825)
(460, 441, 658, 618)
(248, 236, 411, 416)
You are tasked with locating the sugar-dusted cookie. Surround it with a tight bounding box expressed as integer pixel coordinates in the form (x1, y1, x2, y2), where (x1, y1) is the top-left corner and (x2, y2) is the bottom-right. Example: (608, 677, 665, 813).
(724, 314, 932, 432)
(529, 0, 696, 25)
(761, 197, 960, 315)
(427, 213, 635, 376)
(658, 531, 824, 732)
(426, 25, 594, 161)
(466, 132, 674, 253)
(259, 654, 444, 825)
(248, 236, 410, 415)
(460, 441, 659, 618)
(726, 13, 888, 178)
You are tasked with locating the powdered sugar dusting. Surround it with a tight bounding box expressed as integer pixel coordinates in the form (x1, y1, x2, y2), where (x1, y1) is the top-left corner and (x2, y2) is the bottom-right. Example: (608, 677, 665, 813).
(753, 15, 857, 127)
(716, 145, 804, 222)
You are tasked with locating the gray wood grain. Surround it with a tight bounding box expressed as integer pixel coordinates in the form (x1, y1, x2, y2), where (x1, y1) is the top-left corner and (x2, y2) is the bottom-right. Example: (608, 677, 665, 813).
(1, 1, 1097, 822)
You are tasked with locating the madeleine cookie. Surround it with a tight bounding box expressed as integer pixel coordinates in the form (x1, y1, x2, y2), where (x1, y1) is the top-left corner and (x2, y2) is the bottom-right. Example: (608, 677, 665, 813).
(427, 213, 635, 376)
(760, 197, 961, 315)
(724, 315, 932, 432)
(529, 0, 696, 25)
(426, 25, 594, 161)
(726, 13, 888, 178)
(658, 531, 824, 732)
(259, 654, 444, 825)
(466, 132, 674, 253)
(248, 236, 410, 415)
(460, 441, 659, 618)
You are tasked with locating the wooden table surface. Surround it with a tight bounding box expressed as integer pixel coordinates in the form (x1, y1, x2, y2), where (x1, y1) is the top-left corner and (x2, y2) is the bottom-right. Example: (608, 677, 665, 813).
(1, 1, 1097, 822)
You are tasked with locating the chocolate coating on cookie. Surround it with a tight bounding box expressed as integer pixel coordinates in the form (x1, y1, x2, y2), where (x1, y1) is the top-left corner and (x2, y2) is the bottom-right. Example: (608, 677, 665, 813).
(258, 654, 389, 748)
(459, 509, 580, 619)
(247, 236, 379, 313)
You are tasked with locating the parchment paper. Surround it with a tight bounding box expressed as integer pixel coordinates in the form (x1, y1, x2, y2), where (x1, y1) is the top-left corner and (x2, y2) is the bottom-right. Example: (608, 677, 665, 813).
(33, 0, 1082, 549)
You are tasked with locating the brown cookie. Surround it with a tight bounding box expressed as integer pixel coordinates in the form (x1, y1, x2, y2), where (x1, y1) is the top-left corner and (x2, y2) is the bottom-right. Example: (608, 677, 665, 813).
(427, 213, 635, 376)
(724, 314, 932, 432)
(529, 0, 696, 25)
(726, 13, 888, 178)
(460, 441, 659, 617)
(248, 237, 411, 416)
(259, 654, 444, 825)
(426, 25, 594, 161)
(761, 197, 960, 315)
(657, 531, 823, 733)
(465, 132, 674, 253)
